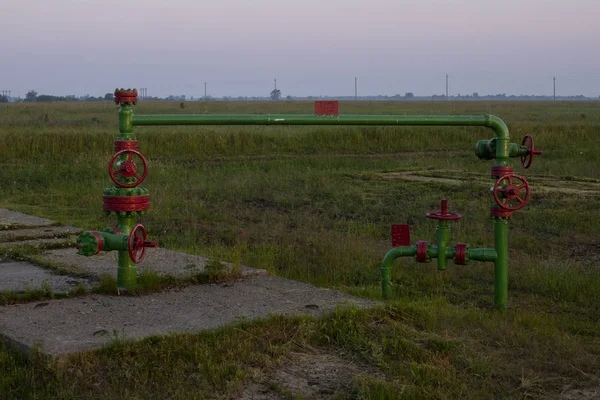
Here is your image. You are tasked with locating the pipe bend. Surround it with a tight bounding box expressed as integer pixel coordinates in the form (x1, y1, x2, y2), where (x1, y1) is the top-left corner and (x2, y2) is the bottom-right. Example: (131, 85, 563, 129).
(484, 114, 510, 140)
(381, 246, 416, 300)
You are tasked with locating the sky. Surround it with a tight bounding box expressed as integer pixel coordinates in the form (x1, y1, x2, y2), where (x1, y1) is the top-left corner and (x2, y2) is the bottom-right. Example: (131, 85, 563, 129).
(1, 0, 599, 98)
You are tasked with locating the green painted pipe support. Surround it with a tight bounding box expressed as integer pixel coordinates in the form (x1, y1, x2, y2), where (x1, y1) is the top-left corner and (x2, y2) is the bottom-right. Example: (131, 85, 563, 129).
(381, 246, 417, 300)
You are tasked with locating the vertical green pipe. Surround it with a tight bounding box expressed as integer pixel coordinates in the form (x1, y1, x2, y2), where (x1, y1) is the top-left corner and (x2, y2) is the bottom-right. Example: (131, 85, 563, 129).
(116, 214, 136, 289)
(118, 104, 134, 139)
(381, 246, 417, 300)
(116, 103, 136, 289)
(436, 221, 450, 270)
(493, 219, 509, 310)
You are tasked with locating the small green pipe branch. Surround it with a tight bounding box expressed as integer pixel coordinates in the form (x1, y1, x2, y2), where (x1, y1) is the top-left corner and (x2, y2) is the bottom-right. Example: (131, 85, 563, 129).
(381, 244, 497, 302)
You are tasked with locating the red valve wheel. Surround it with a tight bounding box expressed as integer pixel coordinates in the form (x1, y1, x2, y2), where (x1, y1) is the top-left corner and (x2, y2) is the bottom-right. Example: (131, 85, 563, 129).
(128, 224, 158, 264)
(493, 173, 530, 211)
(108, 149, 148, 188)
(426, 199, 462, 221)
(521, 134, 542, 169)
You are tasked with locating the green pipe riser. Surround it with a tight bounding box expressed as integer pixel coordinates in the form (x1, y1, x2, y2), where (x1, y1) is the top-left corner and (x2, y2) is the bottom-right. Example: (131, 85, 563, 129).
(494, 219, 509, 311)
(117, 214, 137, 290)
(118, 104, 135, 139)
(435, 221, 450, 271)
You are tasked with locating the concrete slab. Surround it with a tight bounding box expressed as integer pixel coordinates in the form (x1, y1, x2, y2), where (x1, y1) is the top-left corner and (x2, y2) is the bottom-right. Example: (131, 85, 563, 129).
(43, 247, 266, 278)
(0, 275, 379, 355)
(0, 209, 55, 227)
(0, 226, 80, 243)
(0, 238, 75, 248)
(0, 261, 90, 293)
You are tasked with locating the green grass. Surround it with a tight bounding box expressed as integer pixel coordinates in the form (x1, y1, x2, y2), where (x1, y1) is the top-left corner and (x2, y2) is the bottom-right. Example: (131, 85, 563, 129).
(0, 100, 599, 398)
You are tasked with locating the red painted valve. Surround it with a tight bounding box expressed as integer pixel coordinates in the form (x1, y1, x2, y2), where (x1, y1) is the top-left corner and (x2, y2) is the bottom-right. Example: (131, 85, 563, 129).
(426, 199, 462, 221)
(109, 149, 148, 188)
(128, 224, 158, 263)
(521, 134, 542, 169)
(493, 173, 530, 211)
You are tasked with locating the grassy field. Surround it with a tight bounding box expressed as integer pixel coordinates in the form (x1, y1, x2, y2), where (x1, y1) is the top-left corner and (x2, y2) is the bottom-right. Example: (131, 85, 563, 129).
(0, 100, 599, 399)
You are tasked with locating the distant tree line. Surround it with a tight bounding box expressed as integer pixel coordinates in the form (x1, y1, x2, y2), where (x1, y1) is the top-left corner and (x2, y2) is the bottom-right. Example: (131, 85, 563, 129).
(3, 89, 597, 103)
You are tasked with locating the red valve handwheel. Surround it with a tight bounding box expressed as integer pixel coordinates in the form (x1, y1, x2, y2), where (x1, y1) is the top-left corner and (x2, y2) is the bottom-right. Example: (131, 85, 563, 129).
(493, 173, 530, 211)
(108, 149, 148, 188)
(128, 224, 158, 263)
(520, 134, 542, 169)
(426, 199, 462, 221)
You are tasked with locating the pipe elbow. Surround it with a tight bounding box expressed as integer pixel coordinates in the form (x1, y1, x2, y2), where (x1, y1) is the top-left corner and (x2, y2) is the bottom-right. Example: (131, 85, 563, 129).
(484, 114, 510, 141)
(382, 246, 417, 269)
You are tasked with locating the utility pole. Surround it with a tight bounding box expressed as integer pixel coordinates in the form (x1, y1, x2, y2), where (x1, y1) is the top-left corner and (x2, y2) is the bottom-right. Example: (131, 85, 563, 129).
(204, 82, 207, 99)
(553, 76, 556, 101)
(274, 78, 277, 90)
(446, 74, 449, 100)
(355, 77, 358, 100)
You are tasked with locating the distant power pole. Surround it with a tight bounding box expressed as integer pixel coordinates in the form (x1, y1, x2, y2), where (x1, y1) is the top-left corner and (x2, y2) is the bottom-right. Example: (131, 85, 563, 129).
(446, 74, 449, 99)
(204, 82, 207, 99)
(274, 78, 277, 90)
(355, 77, 358, 100)
(553, 76, 556, 101)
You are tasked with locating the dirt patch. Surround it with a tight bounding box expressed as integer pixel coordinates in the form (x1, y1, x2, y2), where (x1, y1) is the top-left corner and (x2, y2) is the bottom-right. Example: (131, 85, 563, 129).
(268, 351, 383, 399)
(373, 170, 600, 196)
(561, 387, 600, 399)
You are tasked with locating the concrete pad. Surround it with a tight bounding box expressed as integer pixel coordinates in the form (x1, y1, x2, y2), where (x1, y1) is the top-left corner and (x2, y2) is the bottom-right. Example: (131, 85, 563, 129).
(0, 238, 75, 248)
(43, 247, 266, 278)
(0, 261, 90, 293)
(0, 275, 378, 355)
(0, 209, 55, 227)
(0, 226, 81, 243)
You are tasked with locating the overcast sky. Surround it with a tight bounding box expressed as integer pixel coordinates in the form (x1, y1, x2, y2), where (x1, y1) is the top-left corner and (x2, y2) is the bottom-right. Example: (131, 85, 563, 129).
(2, 0, 599, 98)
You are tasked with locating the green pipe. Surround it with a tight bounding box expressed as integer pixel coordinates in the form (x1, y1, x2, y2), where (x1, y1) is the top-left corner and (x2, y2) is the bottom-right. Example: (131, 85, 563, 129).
(493, 219, 509, 311)
(435, 221, 450, 271)
(119, 104, 134, 138)
(381, 246, 417, 300)
(117, 214, 136, 290)
(469, 248, 497, 262)
(133, 113, 505, 132)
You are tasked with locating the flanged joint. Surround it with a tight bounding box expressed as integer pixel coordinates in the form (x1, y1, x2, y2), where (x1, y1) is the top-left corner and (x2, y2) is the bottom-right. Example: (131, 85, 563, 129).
(490, 165, 514, 178)
(114, 88, 138, 105)
(416, 241, 430, 263)
(454, 243, 470, 265)
(76, 231, 104, 256)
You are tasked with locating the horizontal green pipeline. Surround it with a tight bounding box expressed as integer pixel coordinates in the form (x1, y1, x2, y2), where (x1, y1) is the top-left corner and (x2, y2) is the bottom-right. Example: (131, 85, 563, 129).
(132, 114, 509, 140)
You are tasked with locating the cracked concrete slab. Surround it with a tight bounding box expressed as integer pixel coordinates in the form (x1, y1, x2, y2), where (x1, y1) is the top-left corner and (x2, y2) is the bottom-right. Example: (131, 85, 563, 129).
(0, 226, 80, 243)
(0, 238, 75, 248)
(0, 275, 379, 355)
(0, 261, 90, 293)
(42, 247, 266, 278)
(0, 209, 55, 227)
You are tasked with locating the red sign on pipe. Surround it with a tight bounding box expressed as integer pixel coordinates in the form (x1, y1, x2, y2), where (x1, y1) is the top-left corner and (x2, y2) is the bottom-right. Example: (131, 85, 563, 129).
(314, 101, 339, 116)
